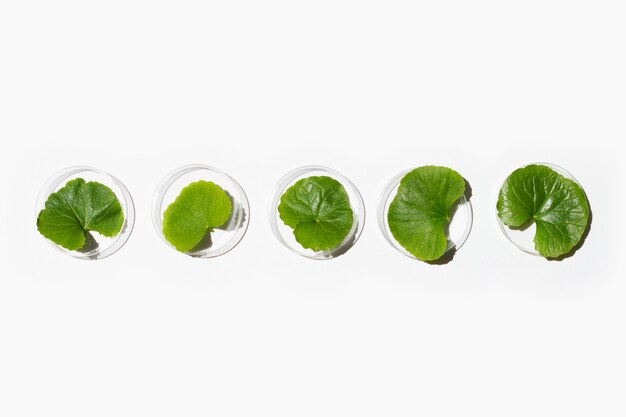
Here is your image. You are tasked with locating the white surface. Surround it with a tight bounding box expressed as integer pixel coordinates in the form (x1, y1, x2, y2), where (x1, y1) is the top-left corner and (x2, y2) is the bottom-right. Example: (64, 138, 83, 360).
(0, 1, 624, 416)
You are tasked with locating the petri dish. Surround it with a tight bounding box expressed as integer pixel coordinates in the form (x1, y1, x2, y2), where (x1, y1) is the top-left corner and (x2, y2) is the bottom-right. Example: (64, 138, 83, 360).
(496, 162, 586, 256)
(269, 165, 365, 260)
(378, 168, 473, 260)
(35, 166, 135, 260)
(152, 164, 249, 258)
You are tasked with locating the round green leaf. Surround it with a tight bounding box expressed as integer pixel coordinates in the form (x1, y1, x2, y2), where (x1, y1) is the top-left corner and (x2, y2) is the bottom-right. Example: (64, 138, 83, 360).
(278, 176, 354, 251)
(387, 166, 465, 261)
(37, 178, 125, 251)
(162, 180, 232, 253)
(497, 164, 589, 258)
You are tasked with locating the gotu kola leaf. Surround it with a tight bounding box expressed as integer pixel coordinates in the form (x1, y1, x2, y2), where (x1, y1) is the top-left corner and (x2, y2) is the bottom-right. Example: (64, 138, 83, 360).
(497, 164, 589, 258)
(278, 176, 354, 251)
(37, 178, 125, 251)
(387, 166, 465, 261)
(162, 180, 232, 252)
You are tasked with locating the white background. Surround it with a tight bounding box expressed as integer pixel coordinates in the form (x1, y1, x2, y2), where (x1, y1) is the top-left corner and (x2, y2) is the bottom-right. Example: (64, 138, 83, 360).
(1, 1, 625, 416)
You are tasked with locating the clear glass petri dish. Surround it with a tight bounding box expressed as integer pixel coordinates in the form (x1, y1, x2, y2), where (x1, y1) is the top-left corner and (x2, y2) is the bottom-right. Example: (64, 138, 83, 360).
(269, 165, 365, 260)
(35, 166, 135, 260)
(496, 162, 586, 256)
(378, 168, 473, 260)
(152, 164, 250, 258)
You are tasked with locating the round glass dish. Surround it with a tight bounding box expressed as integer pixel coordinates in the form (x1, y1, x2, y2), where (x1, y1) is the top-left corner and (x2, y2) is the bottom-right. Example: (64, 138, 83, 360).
(269, 165, 365, 260)
(152, 164, 249, 258)
(378, 168, 473, 260)
(35, 166, 135, 260)
(496, 162, 586, 256)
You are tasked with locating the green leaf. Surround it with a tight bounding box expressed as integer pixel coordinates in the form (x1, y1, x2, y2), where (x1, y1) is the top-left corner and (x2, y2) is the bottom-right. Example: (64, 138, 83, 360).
(162, 180, 232, 253)
(497, 164, 589, 258)
(37, 178, 125, 251)
(387, 166, 465, 261)
(278, 176, 354, 251)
